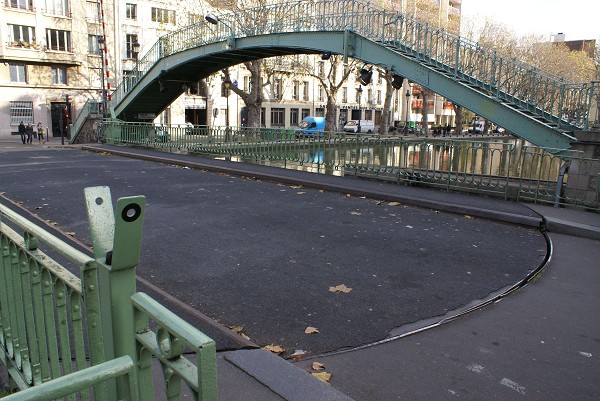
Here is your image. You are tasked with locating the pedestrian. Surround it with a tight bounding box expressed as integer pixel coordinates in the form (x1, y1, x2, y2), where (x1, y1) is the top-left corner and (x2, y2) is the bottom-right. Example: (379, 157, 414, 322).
(26, 123, 33, 144)
(37, 122, 44, 143)
(18, 121, 26, 144)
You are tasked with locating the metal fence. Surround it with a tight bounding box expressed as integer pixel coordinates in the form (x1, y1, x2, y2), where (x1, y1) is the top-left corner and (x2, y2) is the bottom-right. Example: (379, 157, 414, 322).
(110, 0, 597, 131)
(103, 121, 600, 211)
(0, 186, 217, 400)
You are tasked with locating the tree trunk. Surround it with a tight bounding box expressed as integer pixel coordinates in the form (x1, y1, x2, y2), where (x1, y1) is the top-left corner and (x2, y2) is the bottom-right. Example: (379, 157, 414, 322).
(379, 71, 394, 135)
(325, 90, 338, 133)
(453, 104, 463, 135)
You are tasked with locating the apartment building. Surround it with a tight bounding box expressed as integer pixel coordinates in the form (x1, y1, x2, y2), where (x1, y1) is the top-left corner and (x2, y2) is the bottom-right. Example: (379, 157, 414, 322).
(0, 0, 119, 139)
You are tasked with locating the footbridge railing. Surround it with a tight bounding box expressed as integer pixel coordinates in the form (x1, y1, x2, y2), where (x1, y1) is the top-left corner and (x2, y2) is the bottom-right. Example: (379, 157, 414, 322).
(102, 121, 600, 212)
(110, 0, 596, 132)
(0, 187, 217, 400)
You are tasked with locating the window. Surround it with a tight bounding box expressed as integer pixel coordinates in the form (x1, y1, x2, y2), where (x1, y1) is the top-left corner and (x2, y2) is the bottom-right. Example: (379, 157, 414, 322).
(243, 76, 249, 91)
(318, 63, 324, 78)
(355, 89, 361, 103)
(51, 66, 67, 84)
(318, 87, 324, 102)
(151, 7, 176, 24)
(9, 63, 27, 83)
(303, 81, 309, 100)
(86, 1, 99, 22)
(292, 81, 299, 101)
(368, 89, 373, 103)
(271, 108, 285, 126)
(377, 90, 382, 104)
(188, 13, 202, 24)
(46, 29, 71, 51)
(88, 35, 102, 54)
(272, 78, 282, 99)
(5, 0, 33, 11)
(290, 108, 299, 126)
(342, 87, 348, 103)
(302, 108, 310, 119)
(7, 25, 36, 46)
(126, 3, 137, 20)
(45, 0, 69, 16)
(125, 34, 138, 59)
(10, 101, 33, 125)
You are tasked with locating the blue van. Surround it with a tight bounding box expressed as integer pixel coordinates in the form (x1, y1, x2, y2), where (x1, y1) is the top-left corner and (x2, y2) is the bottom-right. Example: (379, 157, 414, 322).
(295, 116, 326, 137)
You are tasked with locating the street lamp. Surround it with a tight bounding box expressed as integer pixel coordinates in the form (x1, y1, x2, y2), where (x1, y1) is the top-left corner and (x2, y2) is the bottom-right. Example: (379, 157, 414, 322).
(97, 37, 107, 118)
(405, 89, 411, 134)
(204, 14, 235, 48)
(357, 86, 363, 133)
(132, 40, 140, 60)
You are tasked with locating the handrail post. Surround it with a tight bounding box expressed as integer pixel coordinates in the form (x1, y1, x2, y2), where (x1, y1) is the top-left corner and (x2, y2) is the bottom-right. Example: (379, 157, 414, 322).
(85, 186, 145, 401)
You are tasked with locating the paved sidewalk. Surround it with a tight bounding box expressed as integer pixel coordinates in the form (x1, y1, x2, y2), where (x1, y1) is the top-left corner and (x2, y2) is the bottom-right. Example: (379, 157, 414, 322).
(2, 142, 599, 400)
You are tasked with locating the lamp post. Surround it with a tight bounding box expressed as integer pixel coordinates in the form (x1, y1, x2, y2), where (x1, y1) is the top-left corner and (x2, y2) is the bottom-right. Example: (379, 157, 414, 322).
(97, 37, 107, 118)
(204, 14, 235, 48)
(224, 77, 231, 141)
(357, 86, 363, 133)
(405, 89, 411, 134)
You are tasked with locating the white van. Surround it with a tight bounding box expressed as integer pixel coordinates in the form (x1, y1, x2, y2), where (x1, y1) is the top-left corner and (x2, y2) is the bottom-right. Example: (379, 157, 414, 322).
(343, 120, 375, 133)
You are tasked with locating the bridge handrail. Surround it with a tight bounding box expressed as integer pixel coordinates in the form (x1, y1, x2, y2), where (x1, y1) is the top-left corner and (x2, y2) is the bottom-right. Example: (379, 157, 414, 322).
(109, 0, 596, 130)
(0, 188, 217, 401)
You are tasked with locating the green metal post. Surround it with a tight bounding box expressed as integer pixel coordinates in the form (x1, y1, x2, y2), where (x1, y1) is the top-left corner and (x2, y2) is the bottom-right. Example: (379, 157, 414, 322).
(85, 187, 146, 401)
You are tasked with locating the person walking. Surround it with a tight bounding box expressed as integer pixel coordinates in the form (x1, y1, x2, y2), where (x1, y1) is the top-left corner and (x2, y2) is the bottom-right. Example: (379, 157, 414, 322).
(37, 122, 44, 143)
(18, 121, 26, 144)
(25, 123, 33, 144)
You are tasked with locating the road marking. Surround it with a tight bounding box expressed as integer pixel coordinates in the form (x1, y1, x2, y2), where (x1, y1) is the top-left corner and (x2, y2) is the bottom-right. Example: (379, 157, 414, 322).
(500, 377, 526, 395)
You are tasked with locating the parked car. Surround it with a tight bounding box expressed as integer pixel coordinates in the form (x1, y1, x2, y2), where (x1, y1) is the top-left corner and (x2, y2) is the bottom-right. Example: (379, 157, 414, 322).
(153, 124, 170, 142)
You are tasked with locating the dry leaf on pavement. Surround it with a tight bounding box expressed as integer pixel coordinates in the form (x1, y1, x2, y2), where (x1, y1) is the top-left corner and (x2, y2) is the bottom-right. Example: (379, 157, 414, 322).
(350, 211, 361, 215)
(329, 284, 352, 293)
(311, 372, 332, 383)
(312, 362, 325, 371)
(388, 202, 401, 206)
(304, 326, 319, 334)
(264, 344, 285, 355)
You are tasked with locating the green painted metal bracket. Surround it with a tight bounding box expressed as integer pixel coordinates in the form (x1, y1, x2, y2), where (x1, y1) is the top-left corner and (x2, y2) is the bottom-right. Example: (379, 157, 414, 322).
(84, 186, 115, 262)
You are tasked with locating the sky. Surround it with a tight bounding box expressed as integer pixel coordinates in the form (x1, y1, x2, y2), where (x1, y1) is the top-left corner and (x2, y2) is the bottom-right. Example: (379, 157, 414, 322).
(460, 0, 599, 41)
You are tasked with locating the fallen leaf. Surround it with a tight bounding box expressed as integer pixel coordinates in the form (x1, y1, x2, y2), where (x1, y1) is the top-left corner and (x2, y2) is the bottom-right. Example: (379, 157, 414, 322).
(388, 202, 401, 206)
(290, 185, 303, 189)
(66, 232, 75, 236)
(329, 284, 352, 293)
(35, 206, 43, 209)
(346, 194, 351, 197)
(297, 191, 306, 195)
(311, 372, 332, 383)
(264, 344, 285, 355)
(319, 190, 324, 193)
(312, 362, 325, 371)
(350, 211, 361, 216)
(305, 326, 319, 334)
(376, 200, 384, 205)
(230, 326, 244, 334)
(464, 215, 474, 219)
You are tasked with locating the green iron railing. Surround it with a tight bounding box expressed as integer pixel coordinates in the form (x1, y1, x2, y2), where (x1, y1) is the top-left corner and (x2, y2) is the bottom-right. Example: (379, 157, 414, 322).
(110, 0, 597, 131)
(102, 121, 600, 211)
(0, 186, 217, 400)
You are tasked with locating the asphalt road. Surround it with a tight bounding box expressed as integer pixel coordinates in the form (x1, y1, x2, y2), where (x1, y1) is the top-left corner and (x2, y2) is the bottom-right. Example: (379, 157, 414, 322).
(0, 145, 547, 357)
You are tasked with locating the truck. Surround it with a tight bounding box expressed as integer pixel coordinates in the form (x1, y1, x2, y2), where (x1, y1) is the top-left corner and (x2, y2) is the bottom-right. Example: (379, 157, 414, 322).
(343, 120, 375, 133)
(295, 116, 326, 137)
